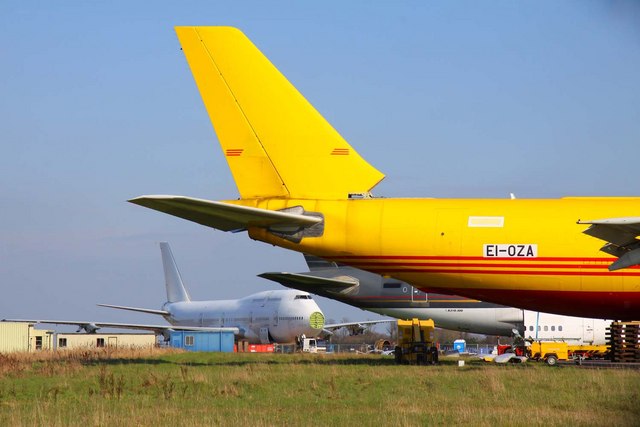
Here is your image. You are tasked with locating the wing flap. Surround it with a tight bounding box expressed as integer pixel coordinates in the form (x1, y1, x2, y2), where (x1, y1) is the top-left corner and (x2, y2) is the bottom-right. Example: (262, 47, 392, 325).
(128, 195, 321, 233)
(578, 217, 640, 247)
(578, 217, 640, 270)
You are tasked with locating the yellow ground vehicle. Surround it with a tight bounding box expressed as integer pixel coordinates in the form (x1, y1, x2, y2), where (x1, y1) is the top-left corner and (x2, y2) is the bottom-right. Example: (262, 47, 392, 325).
(527, 341, 608, 365)
(528, 341, 569, 366)
(394, 318, 438, 365)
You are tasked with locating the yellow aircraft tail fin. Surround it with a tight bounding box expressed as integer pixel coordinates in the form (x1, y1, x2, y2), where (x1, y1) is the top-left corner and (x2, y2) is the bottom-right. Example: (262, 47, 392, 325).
(175, 26, 385, 200)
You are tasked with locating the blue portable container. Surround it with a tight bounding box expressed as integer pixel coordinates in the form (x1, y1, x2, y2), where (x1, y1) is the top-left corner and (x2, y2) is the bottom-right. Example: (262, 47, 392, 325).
(170, 330, 235, 352)
(453, 339, 466, 353)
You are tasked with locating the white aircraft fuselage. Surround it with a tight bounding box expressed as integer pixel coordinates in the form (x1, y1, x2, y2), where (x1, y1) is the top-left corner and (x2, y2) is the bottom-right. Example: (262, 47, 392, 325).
(369, 307, 609, 345)
(160, 290, 324, 343)
(522, 311, 609, 345)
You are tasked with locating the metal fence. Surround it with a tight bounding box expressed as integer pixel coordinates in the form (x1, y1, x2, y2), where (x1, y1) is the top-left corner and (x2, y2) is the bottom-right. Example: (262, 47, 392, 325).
(439, 344, 495, 355)
(274, 343, 497, 355)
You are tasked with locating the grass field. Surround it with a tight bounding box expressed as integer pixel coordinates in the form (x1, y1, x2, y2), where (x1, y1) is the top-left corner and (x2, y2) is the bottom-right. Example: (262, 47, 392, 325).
(0, 348, 638, 426)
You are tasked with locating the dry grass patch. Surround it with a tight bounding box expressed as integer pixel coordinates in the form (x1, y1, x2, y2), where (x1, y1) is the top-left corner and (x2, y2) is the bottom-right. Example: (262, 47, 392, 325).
(0, 352, 638, 426)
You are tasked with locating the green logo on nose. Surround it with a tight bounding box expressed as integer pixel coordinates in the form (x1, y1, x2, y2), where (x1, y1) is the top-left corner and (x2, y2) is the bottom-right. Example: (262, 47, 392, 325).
(309, 312, 325, 329)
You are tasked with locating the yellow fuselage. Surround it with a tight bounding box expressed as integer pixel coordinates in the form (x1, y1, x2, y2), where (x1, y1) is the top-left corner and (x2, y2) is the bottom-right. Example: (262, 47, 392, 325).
(233, 197, 640, 320)
(171, 27, 639, 320)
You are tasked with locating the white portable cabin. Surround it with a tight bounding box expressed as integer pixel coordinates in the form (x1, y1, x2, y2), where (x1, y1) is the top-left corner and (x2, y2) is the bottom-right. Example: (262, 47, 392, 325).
(55, 333, 156, 350)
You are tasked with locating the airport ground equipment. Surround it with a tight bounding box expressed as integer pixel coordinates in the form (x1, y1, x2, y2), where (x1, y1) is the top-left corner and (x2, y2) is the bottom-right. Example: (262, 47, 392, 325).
(527, 341, 569, 366)
(373, 339, 393, 353)
(498, 341, 608, 365)
(394, 318, 438, 365)
(301, 337, 327, 353)
(607, 321, 640, 362)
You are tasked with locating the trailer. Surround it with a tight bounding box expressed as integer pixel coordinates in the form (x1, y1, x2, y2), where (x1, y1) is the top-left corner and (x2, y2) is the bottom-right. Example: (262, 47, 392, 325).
(527, 341, 569, 366)
(498, 341, 608, 365)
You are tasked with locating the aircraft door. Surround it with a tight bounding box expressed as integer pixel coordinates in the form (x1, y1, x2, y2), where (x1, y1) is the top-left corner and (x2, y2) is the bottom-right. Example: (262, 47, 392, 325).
(583, 319, 595, 344)
(411, 286, 428, 302)
(273, 311, 279, 327)
(259, 327, 270, 344)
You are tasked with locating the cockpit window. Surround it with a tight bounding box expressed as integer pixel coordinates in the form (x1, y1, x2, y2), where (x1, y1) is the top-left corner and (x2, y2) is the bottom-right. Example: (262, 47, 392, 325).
(294, 295, 312, 300)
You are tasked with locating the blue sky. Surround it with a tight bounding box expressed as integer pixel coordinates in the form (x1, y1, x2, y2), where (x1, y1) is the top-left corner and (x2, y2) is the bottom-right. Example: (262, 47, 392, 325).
(1, 2, 639, 329)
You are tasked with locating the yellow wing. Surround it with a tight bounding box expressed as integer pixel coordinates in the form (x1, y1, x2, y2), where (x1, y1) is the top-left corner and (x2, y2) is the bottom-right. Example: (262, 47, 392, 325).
(175, 26, 384, 200)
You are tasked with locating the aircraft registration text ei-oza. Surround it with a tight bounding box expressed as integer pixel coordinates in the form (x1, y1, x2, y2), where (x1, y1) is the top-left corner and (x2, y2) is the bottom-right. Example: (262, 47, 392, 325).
(483, 244, 538, 258)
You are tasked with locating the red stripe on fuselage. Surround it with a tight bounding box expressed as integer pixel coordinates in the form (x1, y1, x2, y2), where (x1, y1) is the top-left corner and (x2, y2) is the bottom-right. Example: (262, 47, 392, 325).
(325, 255, 617, 262)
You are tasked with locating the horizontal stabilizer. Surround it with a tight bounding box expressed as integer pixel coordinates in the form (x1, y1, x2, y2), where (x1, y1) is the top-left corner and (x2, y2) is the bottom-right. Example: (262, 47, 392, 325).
(578, 217, 640, 270)
(129, 195, 321, 234)
(97, 304, 170, 316)
(258, 272, 358, 293)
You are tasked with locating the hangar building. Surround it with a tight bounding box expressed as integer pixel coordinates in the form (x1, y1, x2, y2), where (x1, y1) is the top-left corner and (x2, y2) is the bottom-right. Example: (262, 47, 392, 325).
(0, 322, 156, 352)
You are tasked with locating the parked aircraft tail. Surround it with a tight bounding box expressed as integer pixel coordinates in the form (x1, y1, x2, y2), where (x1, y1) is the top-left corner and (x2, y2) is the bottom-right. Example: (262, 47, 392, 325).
(160, 242, 191, 303)
(175, 26, 384, 200)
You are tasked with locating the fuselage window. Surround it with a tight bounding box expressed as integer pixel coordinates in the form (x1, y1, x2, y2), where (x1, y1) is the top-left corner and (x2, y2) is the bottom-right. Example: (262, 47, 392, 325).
(528, 326, 533, 331)
(383, 282, 402, 289)
(551, 326, 555, 331)
(558, 325, 563, 331)
(544, 326, 548, 331)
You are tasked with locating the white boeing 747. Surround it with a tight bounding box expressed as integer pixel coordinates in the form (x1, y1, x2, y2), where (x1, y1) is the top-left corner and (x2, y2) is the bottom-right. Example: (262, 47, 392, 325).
(4, 242, 327, 344)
